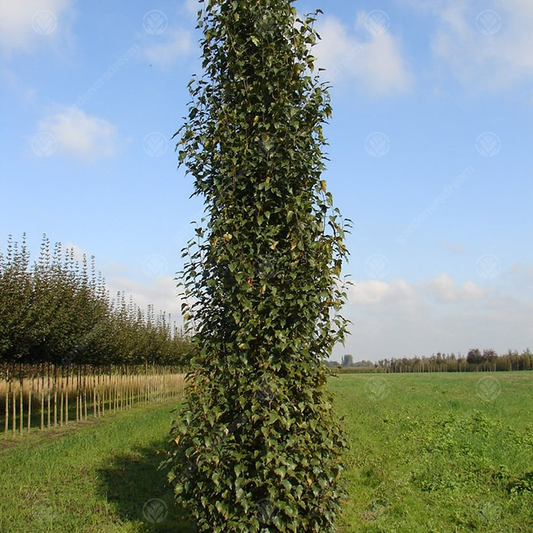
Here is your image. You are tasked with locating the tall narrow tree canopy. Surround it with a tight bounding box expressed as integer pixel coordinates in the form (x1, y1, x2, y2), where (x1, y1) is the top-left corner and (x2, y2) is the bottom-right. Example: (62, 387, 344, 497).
(165, 1, 350, 531)
(178, 0, 349, 367)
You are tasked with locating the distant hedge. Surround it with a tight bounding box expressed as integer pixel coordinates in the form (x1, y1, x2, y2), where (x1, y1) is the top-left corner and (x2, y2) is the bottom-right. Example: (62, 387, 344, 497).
(335, 349, 533, 373)
(0, 234, 193, 366)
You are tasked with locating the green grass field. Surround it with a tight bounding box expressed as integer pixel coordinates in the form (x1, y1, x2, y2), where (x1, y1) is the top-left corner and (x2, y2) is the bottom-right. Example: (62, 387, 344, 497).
(0, 402, 194, 533)
(0, 372, 532, 532)
(334, 372, 533, 532)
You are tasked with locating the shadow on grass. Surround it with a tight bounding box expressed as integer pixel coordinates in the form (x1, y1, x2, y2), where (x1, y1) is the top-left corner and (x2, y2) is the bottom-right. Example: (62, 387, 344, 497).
(97, 439, 197, 532)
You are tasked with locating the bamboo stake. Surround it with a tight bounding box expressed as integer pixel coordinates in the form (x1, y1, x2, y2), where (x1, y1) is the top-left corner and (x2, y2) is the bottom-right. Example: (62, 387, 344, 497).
(114, 374, 118, 413)
(40, 363, 44, 431)
(59, 367, 64, 427)
(47, 365, 51, 430)
(4, 380, 9, 439)
(84, 370, 88, 420)
(27, 377, 33, 433)
(2, 364, 184, 438)
(19, 371, 23, 436)
(78, 368, 81, 421)
(65, 366, 69, 425)
(97, 370, 101, 417)
(75, 366, 79, 423)
(112, 370, 115, 410)
(91, 368, 95, 418)
(101, 370, 106, 416)
(11, 383, 16, 438)
(79, 365, 83, 421)
(40, 381, 44, 431)
(53, 364, 58, 427)
(99, 371, 103, 415)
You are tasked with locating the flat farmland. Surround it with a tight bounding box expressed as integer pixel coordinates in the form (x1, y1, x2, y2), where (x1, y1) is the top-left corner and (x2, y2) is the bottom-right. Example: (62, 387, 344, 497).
(0, 372, 532, 532)
(333, 372, 533, 532)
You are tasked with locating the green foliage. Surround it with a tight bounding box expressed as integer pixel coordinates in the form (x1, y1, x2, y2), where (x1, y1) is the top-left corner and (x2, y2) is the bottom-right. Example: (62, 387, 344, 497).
(0, 234, 193, 366)
(165, 1, 350, 531)
(467, 348, 483, 365)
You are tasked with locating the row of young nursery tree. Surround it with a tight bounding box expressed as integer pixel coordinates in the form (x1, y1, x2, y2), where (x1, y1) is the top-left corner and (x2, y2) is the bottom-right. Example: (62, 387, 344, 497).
(0, 234, 193, 367)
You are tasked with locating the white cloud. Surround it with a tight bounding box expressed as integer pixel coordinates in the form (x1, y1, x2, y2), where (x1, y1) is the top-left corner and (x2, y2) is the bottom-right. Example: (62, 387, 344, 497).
(314, 15, 413, 96)
(143, 29, 193, 68)
(395, 0, 533, 91)
(333, 269, 533, 361)
(108, 275, 183, 320)
(37, 108, 119, 160)
(0, 0, 74, 56)
(427, 273, 486, 303)
(349, 278, 420, 306)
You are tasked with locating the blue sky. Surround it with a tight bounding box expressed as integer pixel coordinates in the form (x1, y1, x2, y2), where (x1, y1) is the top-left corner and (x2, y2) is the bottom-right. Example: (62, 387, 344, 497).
(1, 0, 532, 362)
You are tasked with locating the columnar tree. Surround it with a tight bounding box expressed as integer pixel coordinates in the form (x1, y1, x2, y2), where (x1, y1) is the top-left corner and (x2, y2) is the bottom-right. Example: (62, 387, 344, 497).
(166, 1, 350, 531)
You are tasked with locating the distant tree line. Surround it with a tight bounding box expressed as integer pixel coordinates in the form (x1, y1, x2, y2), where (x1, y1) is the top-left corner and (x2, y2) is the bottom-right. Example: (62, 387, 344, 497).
(334, 348, 533, 373)
(0, 234, 193, 367)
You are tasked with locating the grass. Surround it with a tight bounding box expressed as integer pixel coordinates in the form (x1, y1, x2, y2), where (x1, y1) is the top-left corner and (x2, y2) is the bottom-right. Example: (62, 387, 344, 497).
(1, 372, 532, 532)
(332, 372, 533, 532)
(0, 400, 194, 533)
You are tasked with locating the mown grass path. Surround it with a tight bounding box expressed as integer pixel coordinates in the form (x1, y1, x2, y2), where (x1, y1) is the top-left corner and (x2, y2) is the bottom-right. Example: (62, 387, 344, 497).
(0, 401, 193, 533)
(1, 372, 532, 532)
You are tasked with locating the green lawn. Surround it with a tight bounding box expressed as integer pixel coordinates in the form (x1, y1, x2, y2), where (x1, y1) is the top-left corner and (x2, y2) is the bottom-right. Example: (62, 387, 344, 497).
(0, 401, 194, 533)
(1, 372, 532, 532)
(332, 372, 533, 532)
